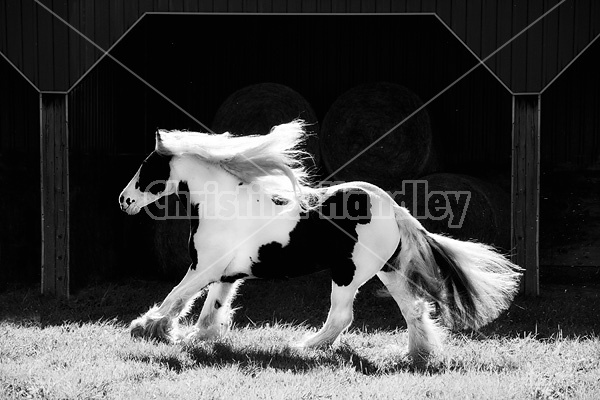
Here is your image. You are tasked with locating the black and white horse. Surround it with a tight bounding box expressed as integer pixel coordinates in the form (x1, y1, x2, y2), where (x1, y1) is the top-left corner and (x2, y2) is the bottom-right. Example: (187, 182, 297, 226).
(119, 120, 521, 358)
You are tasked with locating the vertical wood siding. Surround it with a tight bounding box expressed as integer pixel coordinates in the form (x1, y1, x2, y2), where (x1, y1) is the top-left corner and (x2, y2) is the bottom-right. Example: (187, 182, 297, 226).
(40, 93, 70, 296)
(511, 95, 540, 295)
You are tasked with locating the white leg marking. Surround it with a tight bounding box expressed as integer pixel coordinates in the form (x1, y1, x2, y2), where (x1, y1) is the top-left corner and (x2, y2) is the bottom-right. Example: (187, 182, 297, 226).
(130, 260, 226, 342)
(294, 282, 358, 348)
(174, 280, 242, 343)
(377, 271, 445, 360)
(293, 217, 399, 349)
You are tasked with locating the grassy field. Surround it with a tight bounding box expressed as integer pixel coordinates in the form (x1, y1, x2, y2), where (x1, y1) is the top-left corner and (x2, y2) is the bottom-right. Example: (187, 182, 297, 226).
(1, 269, 599, 399)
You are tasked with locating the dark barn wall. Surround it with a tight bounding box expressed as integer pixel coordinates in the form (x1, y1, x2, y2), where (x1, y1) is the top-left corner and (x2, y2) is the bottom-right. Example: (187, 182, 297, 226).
(542, 40, 600, 171)
(68, 59, 190, 287)
(2, 3, 600, 287)
(0, 57, 40, 288)
(113, 14, 512, 173)
(539, 40, 600, 266)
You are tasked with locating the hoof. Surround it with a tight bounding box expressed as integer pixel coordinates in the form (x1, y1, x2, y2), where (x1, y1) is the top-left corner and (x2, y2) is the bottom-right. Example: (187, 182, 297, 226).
(130, 322, 146, 339)
(290, 335, 333, 350)
(406, 348, 435, 368)
(170, 323, 195, 344)
(289, 340, 307, 349)
(175, 323, 230, 345)
(129, 313, 172, 342)
(190, 325, 227, 342)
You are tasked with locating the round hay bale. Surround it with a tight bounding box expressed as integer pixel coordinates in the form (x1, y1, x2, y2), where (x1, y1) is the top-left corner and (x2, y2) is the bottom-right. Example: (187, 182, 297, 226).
(419, 140, 442, 176)
(320, 82, 433, 189)
(393, 173, 511, 251)
(211, 82, 321, 170)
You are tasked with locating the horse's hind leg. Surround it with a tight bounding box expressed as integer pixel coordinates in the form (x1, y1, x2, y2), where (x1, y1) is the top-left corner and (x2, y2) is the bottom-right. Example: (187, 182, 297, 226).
(176, 280, 243, 342)
(295, 229, 397, 349)
(294, 281, 359, 348)
(377, 271, 445, 360)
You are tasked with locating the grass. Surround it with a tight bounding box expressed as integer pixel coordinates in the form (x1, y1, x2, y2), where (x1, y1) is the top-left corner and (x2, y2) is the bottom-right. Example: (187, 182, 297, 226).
(1, 271, 599, 399)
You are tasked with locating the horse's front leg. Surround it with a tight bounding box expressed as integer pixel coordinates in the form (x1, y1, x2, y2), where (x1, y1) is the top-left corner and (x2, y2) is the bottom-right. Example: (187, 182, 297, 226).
(173, 279, 244, 343)
(130, 259, 228, 342)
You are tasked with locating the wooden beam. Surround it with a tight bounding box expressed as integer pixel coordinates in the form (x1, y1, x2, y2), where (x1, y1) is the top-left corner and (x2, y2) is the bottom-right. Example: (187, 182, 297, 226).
(40, 93, 70, 297)
(511, 94, 540, 296)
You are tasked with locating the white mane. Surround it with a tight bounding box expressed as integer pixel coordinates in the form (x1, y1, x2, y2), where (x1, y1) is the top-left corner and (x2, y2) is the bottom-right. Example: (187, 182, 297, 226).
(156, 120, 319, 206)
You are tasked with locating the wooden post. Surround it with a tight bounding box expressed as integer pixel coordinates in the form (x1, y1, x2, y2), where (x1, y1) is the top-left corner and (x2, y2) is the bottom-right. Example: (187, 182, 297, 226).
(511, 95, 540, 296)
(40, 93, 70, 297)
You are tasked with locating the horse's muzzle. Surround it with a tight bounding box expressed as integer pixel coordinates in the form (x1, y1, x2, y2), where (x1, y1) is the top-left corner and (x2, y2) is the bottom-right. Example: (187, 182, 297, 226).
(119, 194, 139, 214)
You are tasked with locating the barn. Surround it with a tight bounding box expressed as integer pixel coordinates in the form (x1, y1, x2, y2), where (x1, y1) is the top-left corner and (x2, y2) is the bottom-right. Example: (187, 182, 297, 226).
(1, 0, 599, 298)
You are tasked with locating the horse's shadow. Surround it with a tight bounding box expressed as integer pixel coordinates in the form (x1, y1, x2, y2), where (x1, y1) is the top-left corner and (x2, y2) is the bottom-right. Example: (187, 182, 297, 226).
(184, 342, 383, 375)
(127, 340, 515, 376)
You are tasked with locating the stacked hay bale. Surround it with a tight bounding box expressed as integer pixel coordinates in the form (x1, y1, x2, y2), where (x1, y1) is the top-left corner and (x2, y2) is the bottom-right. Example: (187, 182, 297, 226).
(320, 82, 437, 188)
(212, 82, 321, 169)
(154, 82, 320, 276)
(320, 82, 508, 250)
(393, 173, 511, 251)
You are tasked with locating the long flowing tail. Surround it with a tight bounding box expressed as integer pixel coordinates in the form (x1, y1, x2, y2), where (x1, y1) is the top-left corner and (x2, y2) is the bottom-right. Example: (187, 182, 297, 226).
(393, 206, 523, 330)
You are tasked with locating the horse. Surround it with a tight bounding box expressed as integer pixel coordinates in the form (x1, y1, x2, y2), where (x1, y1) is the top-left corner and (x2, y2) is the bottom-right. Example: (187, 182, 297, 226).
(118, 120, 522, 359)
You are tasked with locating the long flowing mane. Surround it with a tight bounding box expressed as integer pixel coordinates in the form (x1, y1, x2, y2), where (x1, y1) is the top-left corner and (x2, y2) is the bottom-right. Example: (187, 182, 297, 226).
(156, 120, 319, 206)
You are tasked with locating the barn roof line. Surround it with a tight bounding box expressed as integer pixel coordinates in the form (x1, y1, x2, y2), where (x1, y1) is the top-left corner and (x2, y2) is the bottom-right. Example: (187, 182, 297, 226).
(36, 4, 566, 97)
(540, 32, 600, 95)
(0, 49, 38, 93)
(430, 14, 511, 95)
(32, 0, 212, 133)
(2, 0, 597, 98)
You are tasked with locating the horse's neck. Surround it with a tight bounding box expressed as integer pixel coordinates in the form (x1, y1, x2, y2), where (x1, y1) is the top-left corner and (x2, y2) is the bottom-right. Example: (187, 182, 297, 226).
(172, 155, 295, 220)
(174, 156, 239, 198)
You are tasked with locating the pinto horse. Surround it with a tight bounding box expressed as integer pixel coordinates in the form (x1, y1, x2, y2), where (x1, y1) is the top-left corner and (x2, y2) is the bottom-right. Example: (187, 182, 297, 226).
(119, 120, 521, 358)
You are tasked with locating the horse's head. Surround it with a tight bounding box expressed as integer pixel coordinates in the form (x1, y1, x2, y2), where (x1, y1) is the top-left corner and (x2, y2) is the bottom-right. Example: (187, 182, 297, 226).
(119, 132, 178, 215)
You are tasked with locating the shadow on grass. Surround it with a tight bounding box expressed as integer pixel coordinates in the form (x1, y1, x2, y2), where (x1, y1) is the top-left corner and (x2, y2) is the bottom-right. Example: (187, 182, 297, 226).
(185, 342, 383, 375)
(120, 341, 382, 375)
(123, 339, 520, 377)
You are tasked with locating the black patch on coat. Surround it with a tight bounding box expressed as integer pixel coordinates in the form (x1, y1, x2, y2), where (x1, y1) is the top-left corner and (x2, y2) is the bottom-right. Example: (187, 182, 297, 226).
(381, 238, 401, 273)
(177, 180, 190, 212)
(188, 203, 200, 270)
(220, 273, 249, 283)
(138, 151, 173, 194)
(424, 235, 476, 318)
(250, 188, 372, 286)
